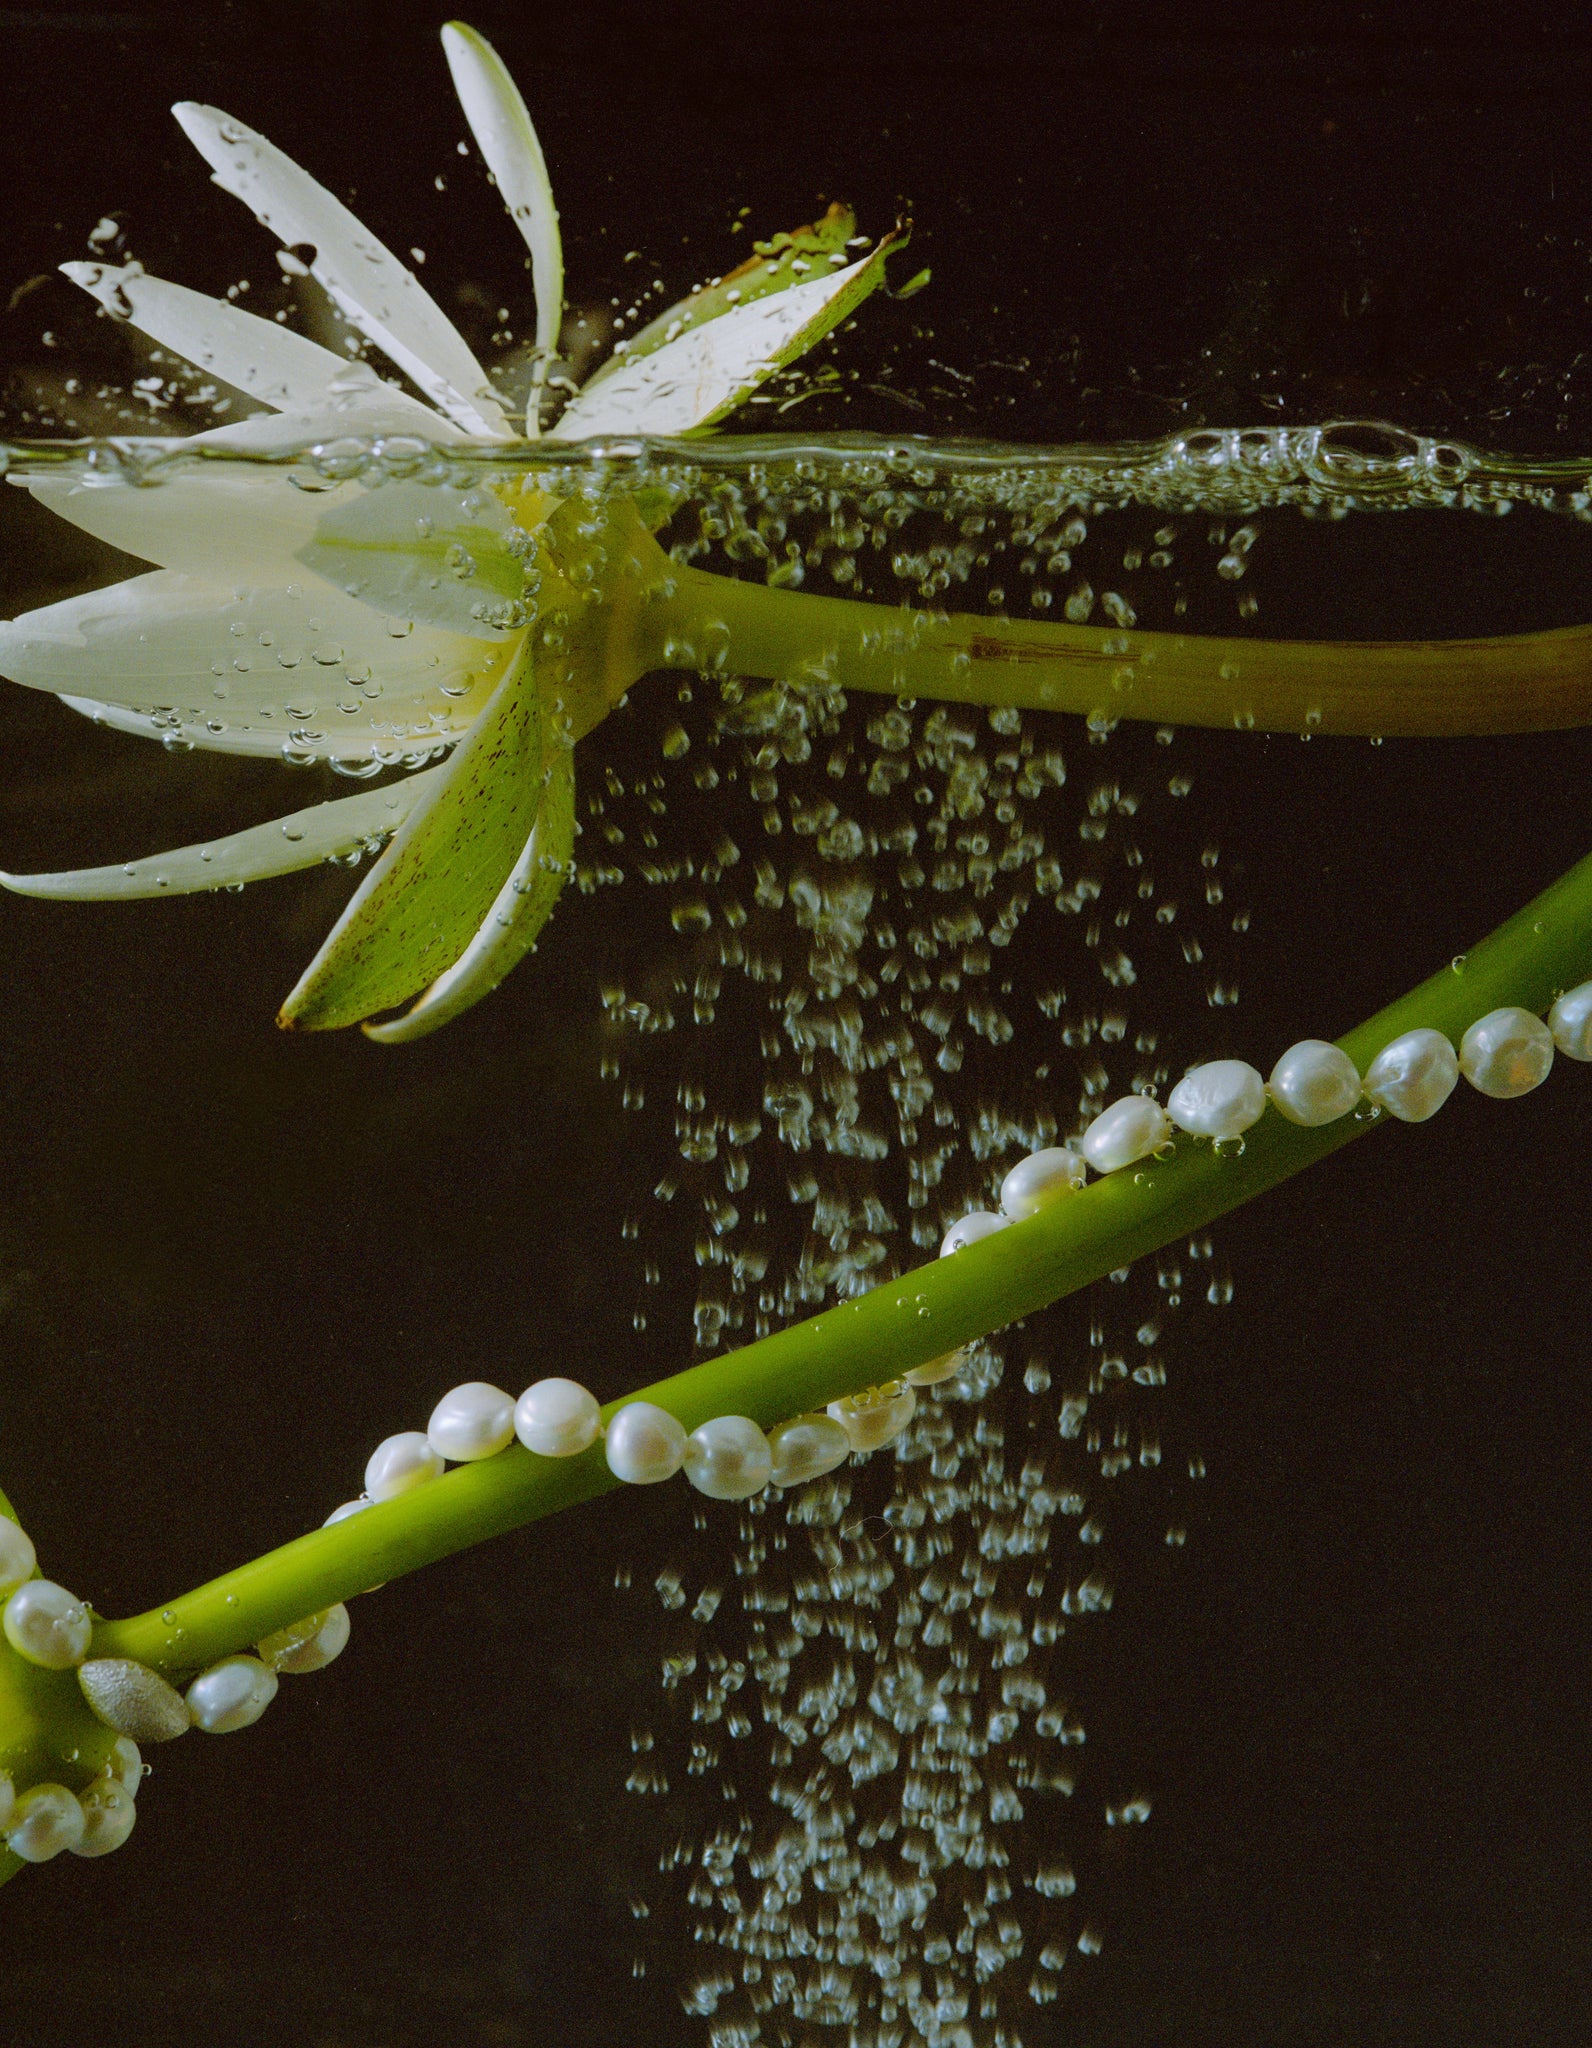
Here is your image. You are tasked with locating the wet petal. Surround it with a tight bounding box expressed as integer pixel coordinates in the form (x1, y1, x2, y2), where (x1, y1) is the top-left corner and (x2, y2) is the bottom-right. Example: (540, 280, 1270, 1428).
(364, 737, 573, 1041)
(441, 23, 561, 398)
(1, 767, 443, 899)
(278, 639, 544, 1029)
(0, 571, 510, 759)
(62, 261, 353, 414)
(296, 476, 532, 639)
(551, 229, 906, 439)
(19, 387, 466, 578)
(172, 101, 512, 439)
(581, 202, 854, 393)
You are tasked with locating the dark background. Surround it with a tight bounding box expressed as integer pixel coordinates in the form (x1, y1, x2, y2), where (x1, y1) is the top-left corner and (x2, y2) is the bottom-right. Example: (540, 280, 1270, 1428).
(1, 3, 1592, 2045)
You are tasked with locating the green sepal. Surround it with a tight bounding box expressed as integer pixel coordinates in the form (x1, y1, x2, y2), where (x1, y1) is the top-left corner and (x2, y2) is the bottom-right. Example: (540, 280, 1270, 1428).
(278, 640, 544, 1030)
(582, 201, 857, 390)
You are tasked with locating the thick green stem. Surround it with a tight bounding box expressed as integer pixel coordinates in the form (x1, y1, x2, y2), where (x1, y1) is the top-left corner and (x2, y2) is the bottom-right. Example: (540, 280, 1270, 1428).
(665, 564, 1592, 736)
(89, 843, 1592, 1676)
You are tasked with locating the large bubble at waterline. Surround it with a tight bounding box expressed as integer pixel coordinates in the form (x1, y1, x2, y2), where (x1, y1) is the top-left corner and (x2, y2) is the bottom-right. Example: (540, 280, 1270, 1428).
(583, 653, 1245, 2043)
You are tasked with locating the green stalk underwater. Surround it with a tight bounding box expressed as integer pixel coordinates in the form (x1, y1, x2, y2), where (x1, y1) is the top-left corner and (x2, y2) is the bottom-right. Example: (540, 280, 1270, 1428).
(85, 837, 1592, 1676)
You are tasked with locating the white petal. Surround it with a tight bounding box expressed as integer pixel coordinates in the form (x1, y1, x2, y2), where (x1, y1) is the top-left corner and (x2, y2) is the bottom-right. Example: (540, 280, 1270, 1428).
(0, 572, 511, 759)
(172, 100, 512, 439)
(363, 738, 573, 1041)
(1, 767, 443, 899)
(57, 694, 303, 759)
(61, 260, 352, 413)
(550, 239, 899, 439)
(19, 384, 465, 579)
(295, 476, 530, 639)
(441, 24, 561, 397)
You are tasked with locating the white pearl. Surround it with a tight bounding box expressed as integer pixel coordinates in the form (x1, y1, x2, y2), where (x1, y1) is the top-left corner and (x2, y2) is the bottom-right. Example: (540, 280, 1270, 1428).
(364, 1431, 444, 1502)
(6, 1784, 85, 1862)
(186, 1655, 278, 1733)
(828, 1381, 916, 1452)
(767, 1415, 851, 1488)
(77, 1657, 189, 1742)
(1363, 1028, 1458, 1122)
(939, 1211, 1008, 1257)
(515, 1377, 603, 1457)
(426, 1382, 515, 1462)
(1167, 1059, 1266, 1140)
(4, 1580, 91, 1669)
(683, 1416, 774, 1501)
(604, 1402, 687, 1484)
(905, 1349, 965, 1388)
(1459, 1006, 1553, 1098)
(108, 1739, 143, 1799)
(0, 1516, 36, 1599)
(0, 1773, 14, 1831)
(1080, 1094, 1172, 1173)
(70, 1778, 137, 1858)
(258, 1604, 351, 1675)
(1549, 980, 1592, 1061)
(999, 1147, 1086, 1221)
(1267, 1039, 1362, 1126)
(324, 1498, 371, 1526)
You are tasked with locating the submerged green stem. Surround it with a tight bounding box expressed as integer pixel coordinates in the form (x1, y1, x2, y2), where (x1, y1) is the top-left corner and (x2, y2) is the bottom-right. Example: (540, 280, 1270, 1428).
(89, 843, 1592, 1676)
(663, 562, 1592, 737)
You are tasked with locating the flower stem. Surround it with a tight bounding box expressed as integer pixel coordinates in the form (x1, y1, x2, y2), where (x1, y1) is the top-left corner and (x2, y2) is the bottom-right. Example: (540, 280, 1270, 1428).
(663, 564, 1592, 736)
(87, 841, 1592, 1677)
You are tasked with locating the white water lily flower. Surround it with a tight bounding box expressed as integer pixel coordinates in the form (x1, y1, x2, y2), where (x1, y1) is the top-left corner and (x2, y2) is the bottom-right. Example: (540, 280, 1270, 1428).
(0, 19, 905, 1042)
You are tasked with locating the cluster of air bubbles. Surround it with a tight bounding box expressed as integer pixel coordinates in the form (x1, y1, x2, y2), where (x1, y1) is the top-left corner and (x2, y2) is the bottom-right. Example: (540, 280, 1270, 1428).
(575, 631, 1256, 2039)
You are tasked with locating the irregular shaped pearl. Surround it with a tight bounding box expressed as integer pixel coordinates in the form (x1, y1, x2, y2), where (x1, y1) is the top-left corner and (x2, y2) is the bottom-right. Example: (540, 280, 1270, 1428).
(258, 1604, 351, 1675)
(1363, 1027, 1458, 1123)
(108, 1739, 143, 1799)
(829, 1381, 916, 1453)
(364, 1431, 444, 1502)
(426, 1382, 515, 1462)
(1267, 1039, 1362, 1126)
(7, 1784, 84, 1862)
(0, 1516, 36, 1600)
(1167, 1059, 1266, 1140)
(939, 1211, 1008, 1257)
(186, 1655, 278, 1733)
(1459, 1006, 1553, 1099)
(4, 1580, 91, 1669)
(1549, 979, 1592, 1060)
(767, 1415, 851, 1488)
(0, 1773, 14, 1832)
(684, 1416, 774, 1501)
(515, 1377, 602, 1457)
(70, 1779, 137, 1858)
(77, 1657, 190, 1742)
(1080, 1094, 1172, 1173)
(905, 1349, 965, 1388)
(604, 1402, 687, 1484)
(999, 1146, 1087, 1221)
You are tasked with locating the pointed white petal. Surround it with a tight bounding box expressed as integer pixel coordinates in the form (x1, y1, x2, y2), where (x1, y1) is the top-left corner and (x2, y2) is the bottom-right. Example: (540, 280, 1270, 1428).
(364, 739, 573, 1041)
(56, 693, 300, 758)
(551, 235, 902, 439)
(0, 572, 512, 760)
(441, 24, 561, 387)
(172, 100, 513, 439)
(0, 767, 443, 900)
(61, 260, 351, 412)
(21, 384, 466, 578)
